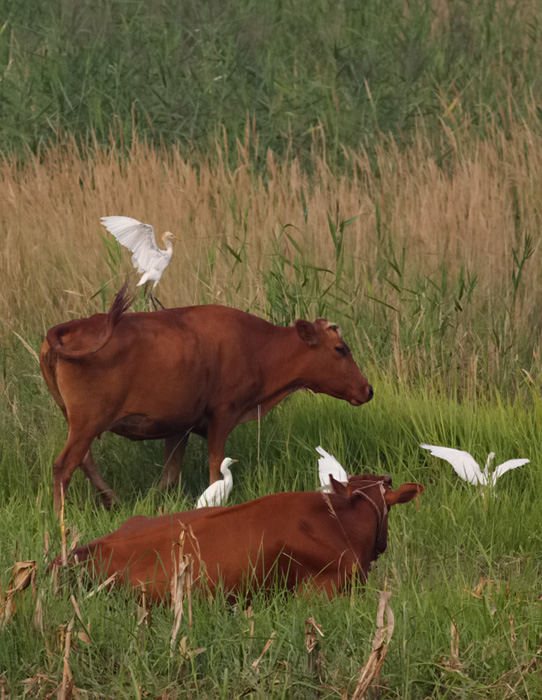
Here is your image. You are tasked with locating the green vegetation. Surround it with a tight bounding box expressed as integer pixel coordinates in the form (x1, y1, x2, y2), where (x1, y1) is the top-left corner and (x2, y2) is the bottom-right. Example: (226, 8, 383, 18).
(1, 0, 542, 161)
(1, 0, 542, 696)
(1, 364, 541, 698)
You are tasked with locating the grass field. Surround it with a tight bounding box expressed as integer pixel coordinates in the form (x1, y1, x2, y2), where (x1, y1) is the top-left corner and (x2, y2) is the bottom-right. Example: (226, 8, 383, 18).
(2, 1, 542, 696)
(1, 121, 542, 697)
(1, 362, 541, 698)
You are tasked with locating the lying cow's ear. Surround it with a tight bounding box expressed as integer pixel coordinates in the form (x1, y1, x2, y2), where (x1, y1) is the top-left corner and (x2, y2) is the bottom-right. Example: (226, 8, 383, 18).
(329, 474, 349, 496)
(295, 319, 319, 346)
(384, 482, 424, 506)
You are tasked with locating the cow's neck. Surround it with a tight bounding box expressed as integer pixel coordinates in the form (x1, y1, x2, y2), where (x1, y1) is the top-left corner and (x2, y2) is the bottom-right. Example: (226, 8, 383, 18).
(244, 326, 315, 420)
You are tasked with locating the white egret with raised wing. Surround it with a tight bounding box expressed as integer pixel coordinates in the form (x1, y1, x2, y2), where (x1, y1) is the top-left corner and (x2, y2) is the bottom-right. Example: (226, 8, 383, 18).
(316, 445, 348, 492)
(420, 444, 529, 487)
(196, 458, 237, 508)
(101, 215, 179, 309)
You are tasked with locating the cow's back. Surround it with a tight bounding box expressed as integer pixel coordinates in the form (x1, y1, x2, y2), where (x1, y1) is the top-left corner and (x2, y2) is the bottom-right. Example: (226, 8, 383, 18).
(46, 305, 280, 439)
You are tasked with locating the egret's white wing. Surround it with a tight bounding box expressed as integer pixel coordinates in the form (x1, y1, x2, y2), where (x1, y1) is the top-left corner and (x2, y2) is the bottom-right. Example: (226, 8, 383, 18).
(101, 216, 162, 274)
(316, 445, 348, 491)
(420, 443, 485, 485)
(490, 459, 529, 486)
(196, 481, 227, 508)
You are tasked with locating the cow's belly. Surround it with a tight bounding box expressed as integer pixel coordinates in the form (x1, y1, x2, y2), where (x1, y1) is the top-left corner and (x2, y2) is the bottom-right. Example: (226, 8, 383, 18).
(109, 413, 209, 440)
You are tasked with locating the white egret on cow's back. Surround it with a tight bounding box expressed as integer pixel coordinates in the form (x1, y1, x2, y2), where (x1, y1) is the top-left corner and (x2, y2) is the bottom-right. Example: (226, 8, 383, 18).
(101, 215, 179, 309)
(196, 458, 237, 508)
(420, 443, 529, 487)
(316, 445, 348, 492)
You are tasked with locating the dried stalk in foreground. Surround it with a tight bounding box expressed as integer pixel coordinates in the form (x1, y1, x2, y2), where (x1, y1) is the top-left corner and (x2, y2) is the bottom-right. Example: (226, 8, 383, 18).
(351, 590, 394, 700)
(305, 617, 325, 674)
(0, 560, 37, 628)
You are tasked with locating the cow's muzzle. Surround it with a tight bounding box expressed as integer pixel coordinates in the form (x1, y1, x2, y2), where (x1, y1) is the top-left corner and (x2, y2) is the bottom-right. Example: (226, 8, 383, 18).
(350, 384, 374, 406)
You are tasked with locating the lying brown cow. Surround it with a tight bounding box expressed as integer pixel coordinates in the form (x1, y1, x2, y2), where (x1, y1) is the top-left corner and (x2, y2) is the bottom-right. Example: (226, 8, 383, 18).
(52, 475, 423, 601)
(40, 286, 373, 512)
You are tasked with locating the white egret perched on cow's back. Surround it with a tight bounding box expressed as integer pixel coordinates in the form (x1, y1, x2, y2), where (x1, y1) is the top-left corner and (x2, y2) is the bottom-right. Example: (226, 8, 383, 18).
(420, 444, 529, 487)
(101, 216, 179, 309)
(196, 458, 237, 508)
(316, 445, 348, 492)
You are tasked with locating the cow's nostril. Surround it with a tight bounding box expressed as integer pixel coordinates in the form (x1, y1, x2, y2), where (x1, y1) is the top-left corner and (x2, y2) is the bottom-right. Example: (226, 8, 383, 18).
(367, 385, 374, 401)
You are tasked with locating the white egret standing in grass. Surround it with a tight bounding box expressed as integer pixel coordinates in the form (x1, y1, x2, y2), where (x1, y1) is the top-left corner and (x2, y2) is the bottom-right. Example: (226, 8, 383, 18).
(420, 444, 529, 487)
(196, 458, 237, 508)
(101, 216, 179, 309)
(316, 445, 348, 492)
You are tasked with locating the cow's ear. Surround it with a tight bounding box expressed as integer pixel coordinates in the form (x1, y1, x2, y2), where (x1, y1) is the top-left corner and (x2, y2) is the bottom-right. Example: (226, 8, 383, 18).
(295, 320, 319, 346)
(329, 474, 349, 496)
(384, 482, 424, 506)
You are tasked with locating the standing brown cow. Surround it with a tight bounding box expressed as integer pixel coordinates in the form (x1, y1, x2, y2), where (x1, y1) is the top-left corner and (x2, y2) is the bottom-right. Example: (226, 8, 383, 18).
(40, 286, 373, 512)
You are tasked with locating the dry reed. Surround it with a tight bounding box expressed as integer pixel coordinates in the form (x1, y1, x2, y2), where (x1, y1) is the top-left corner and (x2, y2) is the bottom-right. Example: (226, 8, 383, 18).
(1, 119, 541, 387)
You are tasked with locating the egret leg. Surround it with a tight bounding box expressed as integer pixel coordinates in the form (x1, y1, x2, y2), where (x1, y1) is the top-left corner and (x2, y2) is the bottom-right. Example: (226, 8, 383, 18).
(151, 292, 166, 310)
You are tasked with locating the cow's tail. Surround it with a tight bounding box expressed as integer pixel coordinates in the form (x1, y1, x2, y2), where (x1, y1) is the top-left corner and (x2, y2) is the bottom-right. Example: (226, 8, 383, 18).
(45, 283, 135, 359)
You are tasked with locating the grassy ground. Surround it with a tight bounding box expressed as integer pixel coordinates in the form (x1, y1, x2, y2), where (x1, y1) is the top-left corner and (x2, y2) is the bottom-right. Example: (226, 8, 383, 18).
(1, 343, 541, 697)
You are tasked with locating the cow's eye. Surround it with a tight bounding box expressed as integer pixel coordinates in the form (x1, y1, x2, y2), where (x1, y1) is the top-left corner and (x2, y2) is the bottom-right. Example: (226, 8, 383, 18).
(334, 345, 348, 357)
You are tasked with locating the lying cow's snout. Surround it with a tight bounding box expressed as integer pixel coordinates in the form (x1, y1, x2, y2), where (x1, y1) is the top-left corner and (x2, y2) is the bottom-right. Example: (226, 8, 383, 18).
(367, 385, 374, 402)
(383, 474, 393, 486)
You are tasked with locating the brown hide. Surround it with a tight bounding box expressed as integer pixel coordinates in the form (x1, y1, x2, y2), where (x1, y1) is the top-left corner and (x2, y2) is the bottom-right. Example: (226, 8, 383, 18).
(52, 477, 424, 602)
(40, 287, 373, 512)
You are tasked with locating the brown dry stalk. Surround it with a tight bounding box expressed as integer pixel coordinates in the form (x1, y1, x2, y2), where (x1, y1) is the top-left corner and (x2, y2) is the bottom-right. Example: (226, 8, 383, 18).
(34, 593, 44, 636)
(60, 487, 67, 567)
(0, 560, 37, 628)
(86, 571, 119, 598)
(450, 619, 461, 669)
(170, 529, 195, 656)
(58, 618, 74, 700)
(305, 617, 325, 675)
(351, 590, 395, 700)
(252, 632, 277, 672)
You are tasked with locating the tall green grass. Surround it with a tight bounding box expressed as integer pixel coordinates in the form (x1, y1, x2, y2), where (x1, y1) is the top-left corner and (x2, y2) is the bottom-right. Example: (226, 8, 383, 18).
(1, 0, 542, 161)
(1, 345, 541, 697)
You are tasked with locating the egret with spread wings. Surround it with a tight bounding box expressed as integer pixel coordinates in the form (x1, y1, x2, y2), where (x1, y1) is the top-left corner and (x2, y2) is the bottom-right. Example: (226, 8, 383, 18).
(101, 216, 179, 309)
(420, 443, 529, 487)
(316, 445, 348, 492)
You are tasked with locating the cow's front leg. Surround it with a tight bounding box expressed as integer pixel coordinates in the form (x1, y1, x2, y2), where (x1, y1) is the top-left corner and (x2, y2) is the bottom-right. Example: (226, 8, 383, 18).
(158, 433, 190, 489)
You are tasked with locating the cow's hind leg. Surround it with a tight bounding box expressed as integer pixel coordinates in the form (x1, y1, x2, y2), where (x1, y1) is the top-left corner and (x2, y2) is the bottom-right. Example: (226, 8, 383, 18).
(53, 430, 95, 514)
(158, 433, 190, 490)
(80, 450, 118, 510)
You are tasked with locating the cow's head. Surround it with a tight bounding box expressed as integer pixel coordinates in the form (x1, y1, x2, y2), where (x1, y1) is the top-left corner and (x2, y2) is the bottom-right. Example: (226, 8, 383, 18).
(295, 319, 373, 405)
(330, 473, 424, 505)
(329, 474, 424, 557)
